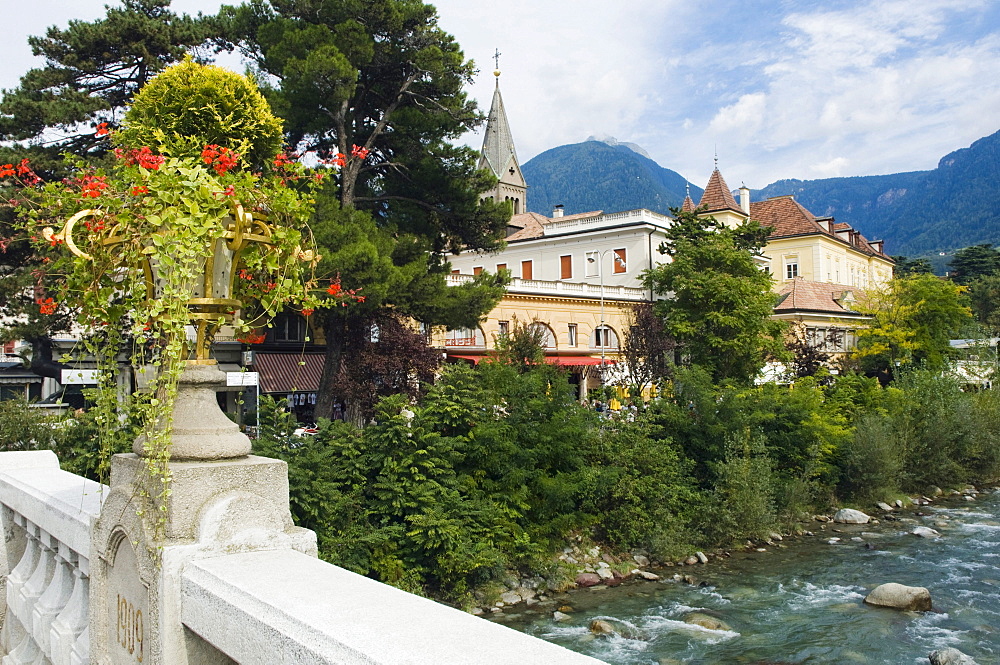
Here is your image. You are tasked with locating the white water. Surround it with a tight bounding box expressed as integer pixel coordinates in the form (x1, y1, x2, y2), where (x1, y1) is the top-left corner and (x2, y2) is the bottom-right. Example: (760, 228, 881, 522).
(500, 490, 1000, 664)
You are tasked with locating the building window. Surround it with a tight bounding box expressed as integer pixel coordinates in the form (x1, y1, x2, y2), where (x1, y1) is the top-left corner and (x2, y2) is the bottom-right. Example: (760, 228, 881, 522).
(591, 325, 618, 349)
(528, 322, 556, 349)
(272, 314, 306, 342)
(473, 266, 483, 276)
(613, 248, 627, 273)
(521, 260, 533, 280)
(446, 327, 483, 347)
(498, 320, 509, 336)
(585, 251, 599, 277)
(496, 263, 507, 273)
(451, 269, 460, 275)
(568, 324, 578, 347)
(785, 262, 798, 279)
(560, 255, 572, 279)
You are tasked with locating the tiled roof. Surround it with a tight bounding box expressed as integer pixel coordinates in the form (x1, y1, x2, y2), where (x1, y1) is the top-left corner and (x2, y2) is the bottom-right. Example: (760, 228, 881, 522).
(750, 196, 825, 237)
(506, 212, 547, 241)
(698, 169, 742, 213)
(681, 195, 696, 212)
(751, 196, 889, 258)
(774, 279, 865, 315)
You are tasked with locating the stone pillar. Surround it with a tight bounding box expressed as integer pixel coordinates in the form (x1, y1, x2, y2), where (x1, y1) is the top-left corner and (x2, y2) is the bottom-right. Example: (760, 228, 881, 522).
(90, 362, 316, 664)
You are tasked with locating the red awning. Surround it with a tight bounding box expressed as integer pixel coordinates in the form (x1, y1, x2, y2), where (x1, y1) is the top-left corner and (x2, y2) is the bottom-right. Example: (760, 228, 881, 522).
(253, 353, 324, 393)
(446, 354, 614, 367)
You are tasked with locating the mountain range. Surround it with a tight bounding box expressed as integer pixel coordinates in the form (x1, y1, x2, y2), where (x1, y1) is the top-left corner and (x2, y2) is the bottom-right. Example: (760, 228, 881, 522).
(522, 131, 1000, 258)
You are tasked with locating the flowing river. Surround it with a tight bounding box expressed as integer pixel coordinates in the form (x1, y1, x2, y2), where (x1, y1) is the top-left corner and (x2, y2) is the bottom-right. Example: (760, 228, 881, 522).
(499, 490, 1000, 664)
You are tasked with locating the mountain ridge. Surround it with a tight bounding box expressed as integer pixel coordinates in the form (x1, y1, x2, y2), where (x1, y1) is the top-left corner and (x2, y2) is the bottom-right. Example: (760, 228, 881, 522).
(522, 130, 1000, 257)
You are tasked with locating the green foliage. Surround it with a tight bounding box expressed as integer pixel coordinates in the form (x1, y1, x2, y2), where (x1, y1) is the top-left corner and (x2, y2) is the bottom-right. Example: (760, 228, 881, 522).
(855, 273, 972, 379)
(0, 0, 209, 169)
(702, 430, 776, 546)
(891, 255, 934, 277)
(493, 316, 547, 371)
(838, 412, 903, 503)
(115, 58, 284, 168)
(579, 420, 697, 556)
(967, 273, 1000, 330)
(644, 208, 788, 384)
(948, 244, 1000, 285)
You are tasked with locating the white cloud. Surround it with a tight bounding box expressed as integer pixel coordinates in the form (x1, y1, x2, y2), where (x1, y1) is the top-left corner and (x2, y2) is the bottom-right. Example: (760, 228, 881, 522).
(709, 92, 767, 135)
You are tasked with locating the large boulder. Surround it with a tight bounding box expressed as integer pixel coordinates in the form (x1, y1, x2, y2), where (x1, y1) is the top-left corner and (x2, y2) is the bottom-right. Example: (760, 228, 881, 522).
(929, 648, 978, 665)
(576, 573, 602, 587)
(834, 508, 871, 524)
(913, 526, 941, 539)
(864, 583, 932, 611)
(589, 619, 617, 636)
(683, 613, 731, 631)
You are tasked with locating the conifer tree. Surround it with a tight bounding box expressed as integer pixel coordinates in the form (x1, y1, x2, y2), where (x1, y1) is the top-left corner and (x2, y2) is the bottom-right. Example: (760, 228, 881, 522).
(217, 0, 511, 419)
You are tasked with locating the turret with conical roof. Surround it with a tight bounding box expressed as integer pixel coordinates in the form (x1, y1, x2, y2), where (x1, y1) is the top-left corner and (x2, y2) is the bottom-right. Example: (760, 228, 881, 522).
(680, 182, 696, 213)
(694, 162, 748, 229)
(479, 67, 527, 214)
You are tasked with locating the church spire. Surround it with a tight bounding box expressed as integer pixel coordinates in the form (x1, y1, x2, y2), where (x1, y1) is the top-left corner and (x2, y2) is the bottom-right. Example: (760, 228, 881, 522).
(681, 182, 696, 212)
(478, 58, 527, 214)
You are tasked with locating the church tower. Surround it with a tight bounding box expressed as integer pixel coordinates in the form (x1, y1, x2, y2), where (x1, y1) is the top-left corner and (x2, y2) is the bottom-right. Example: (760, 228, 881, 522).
(479, 62, 527, 214)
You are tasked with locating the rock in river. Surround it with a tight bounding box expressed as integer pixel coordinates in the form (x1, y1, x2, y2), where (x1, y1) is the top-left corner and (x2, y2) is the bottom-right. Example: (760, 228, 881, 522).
(913, 526, 941, 539)
(929, 647, 978, 665)
(684, 613, 731, 631)
(834, 508, 871, 524)
(864, 582, 932, 611)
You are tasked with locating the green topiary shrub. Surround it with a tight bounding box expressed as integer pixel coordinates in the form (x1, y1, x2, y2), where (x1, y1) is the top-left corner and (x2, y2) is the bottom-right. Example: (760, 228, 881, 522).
(115, 57, 283, 168)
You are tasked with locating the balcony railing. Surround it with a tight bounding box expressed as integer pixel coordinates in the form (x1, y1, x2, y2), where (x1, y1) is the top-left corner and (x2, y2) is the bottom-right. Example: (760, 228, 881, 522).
(446, 274, 649, 301)
(543, 208, 672, 235)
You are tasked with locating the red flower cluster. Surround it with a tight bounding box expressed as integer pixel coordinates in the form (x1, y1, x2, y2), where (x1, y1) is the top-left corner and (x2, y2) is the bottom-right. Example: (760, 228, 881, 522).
(0, 159, 41, 185)
(350, 144, 370, 160)
(36, 297, 57, 315)
(236, 332, 266, 345)
(301, 308, 314, 317)
(201, 145, 239, 175)
(326, 277, 365, 305)
(95, 122, 110, 136)
(131, 185, 148, 196)
(49, 236, 64, 247)
(221, 185, 236, 197)
(273, 152, 293, 168)
(116, 147, 164, 170)
(80, 175, 109, 199)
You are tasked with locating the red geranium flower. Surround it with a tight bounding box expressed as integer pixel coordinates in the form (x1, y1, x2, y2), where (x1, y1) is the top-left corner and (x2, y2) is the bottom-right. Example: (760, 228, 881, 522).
(95, 122, 110, 136)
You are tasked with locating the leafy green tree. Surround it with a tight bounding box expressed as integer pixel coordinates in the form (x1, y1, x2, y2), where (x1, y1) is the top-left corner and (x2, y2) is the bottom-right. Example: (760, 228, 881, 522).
(643, 208, 787, 384)
(948, 244, 1000, 285)
(854, 273, 971, 380)
(620, 302, 677, 395)
(0, 0, 210, 381)
(217, 0, 511, 419)
(966, 273, 1000, 330)
(0, 0, 210, 170)
(890, 255, 933, 277)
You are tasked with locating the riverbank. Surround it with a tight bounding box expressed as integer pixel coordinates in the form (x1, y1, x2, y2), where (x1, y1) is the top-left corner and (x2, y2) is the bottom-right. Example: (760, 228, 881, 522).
(476, 487, 983, 619)
(492, 487, 1000, 664)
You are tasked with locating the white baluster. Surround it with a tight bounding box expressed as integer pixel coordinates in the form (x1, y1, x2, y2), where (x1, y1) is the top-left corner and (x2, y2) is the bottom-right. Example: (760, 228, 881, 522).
(7, 524, 40, 623)
(49, 565, 87, 665)
(66, 626, 86, 665)
(14, 532, 55, 656)
(31, 543, 74, 658)
(2, 631, 40, 665)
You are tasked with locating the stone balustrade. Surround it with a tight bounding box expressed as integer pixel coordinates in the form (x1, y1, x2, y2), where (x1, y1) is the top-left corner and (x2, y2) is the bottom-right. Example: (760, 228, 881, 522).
(1, 449, 603, 664)
(0, 451, 105, 665)
(181, 549, 604, 665)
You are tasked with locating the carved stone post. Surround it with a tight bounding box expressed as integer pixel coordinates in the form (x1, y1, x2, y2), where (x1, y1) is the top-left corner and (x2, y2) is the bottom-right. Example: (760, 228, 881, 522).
(89, 362, 316, 664)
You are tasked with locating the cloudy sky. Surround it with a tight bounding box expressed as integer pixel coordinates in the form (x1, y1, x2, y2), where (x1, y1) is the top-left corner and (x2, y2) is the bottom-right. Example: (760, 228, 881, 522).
(4, 0, 1000, 188)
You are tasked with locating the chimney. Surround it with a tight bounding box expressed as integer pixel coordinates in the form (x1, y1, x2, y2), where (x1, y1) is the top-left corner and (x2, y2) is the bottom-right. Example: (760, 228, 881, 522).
(552, 204, 564, 218)
(739, 184, 750, 214)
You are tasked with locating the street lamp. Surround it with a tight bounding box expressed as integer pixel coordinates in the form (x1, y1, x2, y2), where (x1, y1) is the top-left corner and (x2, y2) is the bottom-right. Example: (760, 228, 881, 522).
(587, 249, 627, 375)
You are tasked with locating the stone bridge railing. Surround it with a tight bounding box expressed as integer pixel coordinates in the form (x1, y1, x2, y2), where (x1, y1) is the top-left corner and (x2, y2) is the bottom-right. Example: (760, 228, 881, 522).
(1, 449, 603, 665)
(0, 450, 104, 665)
